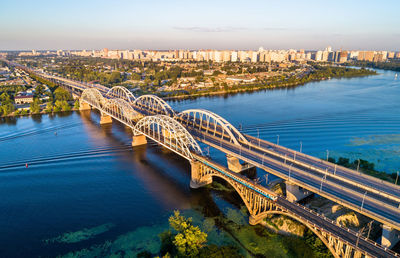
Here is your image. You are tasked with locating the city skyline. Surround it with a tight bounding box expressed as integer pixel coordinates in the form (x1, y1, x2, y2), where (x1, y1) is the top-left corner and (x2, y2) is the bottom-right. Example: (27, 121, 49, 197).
(1, 0, 400, 51)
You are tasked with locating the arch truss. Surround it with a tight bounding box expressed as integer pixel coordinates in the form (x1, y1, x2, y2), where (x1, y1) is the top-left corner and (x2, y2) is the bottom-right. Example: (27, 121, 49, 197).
(103, 98, 143, 126)
(192, 161, 375, 258)
(133, 115, 202, 160)
(81, 88, 105, 109)
(106, 86, 136, 103)
(177, 109, 248, 146)
(133, 95, 175, 116)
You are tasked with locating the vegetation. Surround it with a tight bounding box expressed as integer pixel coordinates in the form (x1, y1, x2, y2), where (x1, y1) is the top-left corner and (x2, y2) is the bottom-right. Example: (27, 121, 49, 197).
(0, 92, 15, 116)
(161, 65, 376, 99)
(328, 157, 398, 183)
(29, 98, 41, 114)
(54, 87, 72, 101)
(160, 210, 208, 257)
(350, 60, 400, 72)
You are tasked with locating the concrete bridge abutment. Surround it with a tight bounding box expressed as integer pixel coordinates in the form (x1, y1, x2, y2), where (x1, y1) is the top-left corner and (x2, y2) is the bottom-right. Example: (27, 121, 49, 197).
(190, 161, 212, 189)
(286, 181, 312, 202)
(79, 101, 91, 111)
(249, 215, 262, 225)
(131, 134, 147, 147)
(226, 154, 255, 173)
(99, 112, 112, 124)
(381, 224, 400, 249)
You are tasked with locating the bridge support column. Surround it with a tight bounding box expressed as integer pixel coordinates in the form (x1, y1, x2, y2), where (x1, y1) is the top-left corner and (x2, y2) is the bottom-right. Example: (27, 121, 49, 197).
(226, 154, 255, 173)
(381, 224, 399, 248)
(79, 101, 91, 111)
(249, 215, 262, 225)
(190, 161, 212, 189)
(131, 134, 147, 147)
(72, 93, 80, 100)
(100, 112, 112, 124)
(286, 181, 312, 202)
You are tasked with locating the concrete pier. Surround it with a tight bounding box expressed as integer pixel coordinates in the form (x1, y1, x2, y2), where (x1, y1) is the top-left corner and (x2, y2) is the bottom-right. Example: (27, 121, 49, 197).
(226, 154, 255, 173)
(131, 134, 147, 147)
(99, 112, 112, 124)
(381, 224, 399, 249)
(190, 161, 212, 188)
(286, 181, 312, 202)
(79, 101, 91, 111)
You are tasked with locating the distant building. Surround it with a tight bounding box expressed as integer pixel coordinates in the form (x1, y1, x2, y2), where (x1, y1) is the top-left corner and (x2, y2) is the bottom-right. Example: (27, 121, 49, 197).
(338, 51, 348, 63)
(14, 94, 34, 104)
(358, 51, 375, 61)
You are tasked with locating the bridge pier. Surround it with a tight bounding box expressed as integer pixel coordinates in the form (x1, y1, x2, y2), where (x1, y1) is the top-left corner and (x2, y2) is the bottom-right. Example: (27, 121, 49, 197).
(226, 154, 255, 173)
(190, 161, 212, 188)
(381, 224, 399, 249)
(131, 134, 147, 147)
(249, 215, 262, 225)
(286, 181, 312, 202)
(72, 93, 80, 100)
(79, 101, 91, 111)
(99, 112, 112, 124)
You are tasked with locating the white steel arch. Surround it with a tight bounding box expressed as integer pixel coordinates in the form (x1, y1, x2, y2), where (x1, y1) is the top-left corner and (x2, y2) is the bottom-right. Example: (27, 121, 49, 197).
(103, 98, 142, 126)
(133, 115, 202, 160)
(177, 109, 249, 146)
(106, 86, 136, 103)
(133, 95, 175, 116)
(81, 88, 105, 108)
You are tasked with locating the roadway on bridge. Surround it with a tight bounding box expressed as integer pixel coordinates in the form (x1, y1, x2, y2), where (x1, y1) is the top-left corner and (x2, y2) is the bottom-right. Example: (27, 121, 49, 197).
(187, 128, 400, 232)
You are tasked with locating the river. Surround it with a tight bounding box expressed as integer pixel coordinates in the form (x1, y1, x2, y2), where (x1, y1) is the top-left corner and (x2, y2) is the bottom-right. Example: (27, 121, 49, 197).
(0, 68, 399, 257)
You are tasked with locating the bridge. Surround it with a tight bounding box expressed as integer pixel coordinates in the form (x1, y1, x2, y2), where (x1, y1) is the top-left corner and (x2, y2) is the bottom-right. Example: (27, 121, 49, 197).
(5, 59, 400, 257)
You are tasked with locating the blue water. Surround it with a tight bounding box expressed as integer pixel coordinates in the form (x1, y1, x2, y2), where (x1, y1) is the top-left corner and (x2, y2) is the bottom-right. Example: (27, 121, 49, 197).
(0, 68, 399, 257)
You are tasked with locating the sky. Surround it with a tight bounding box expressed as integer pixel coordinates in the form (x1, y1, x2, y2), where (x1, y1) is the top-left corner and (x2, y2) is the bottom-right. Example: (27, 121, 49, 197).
(0, 0, 399, 51)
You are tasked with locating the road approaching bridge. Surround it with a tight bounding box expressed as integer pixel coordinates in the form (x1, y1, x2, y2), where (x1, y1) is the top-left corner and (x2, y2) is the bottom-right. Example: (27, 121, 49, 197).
(4, 59, 400, 257)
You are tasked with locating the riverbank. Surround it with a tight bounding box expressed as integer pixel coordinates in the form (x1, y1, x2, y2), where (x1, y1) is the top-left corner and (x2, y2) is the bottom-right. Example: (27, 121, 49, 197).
(161, 66, 377, 100)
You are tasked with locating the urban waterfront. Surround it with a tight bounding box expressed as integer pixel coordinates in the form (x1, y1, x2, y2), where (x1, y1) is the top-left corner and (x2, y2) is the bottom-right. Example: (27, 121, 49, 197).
(0, 68, 399, 257)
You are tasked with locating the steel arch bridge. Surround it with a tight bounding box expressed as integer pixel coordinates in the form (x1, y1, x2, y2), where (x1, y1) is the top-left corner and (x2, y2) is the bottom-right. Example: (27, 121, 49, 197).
(103, 98, 143, 126)
(81, 88, 106, 108)
(177, 109, 249, 146)
(133, 95, 175, 116)
(191, 158, 374, 258)
(133, 115, 202, 160)
(106, 86, 136, 103)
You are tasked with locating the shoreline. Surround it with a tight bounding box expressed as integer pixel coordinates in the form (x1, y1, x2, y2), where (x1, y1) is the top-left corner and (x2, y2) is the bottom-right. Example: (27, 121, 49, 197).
(161, 73, 376, 101)
(0, 108, 78, 118)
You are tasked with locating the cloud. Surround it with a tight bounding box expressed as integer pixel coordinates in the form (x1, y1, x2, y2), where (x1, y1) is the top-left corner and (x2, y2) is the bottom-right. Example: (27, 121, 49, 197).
(173, 26, 246, 32)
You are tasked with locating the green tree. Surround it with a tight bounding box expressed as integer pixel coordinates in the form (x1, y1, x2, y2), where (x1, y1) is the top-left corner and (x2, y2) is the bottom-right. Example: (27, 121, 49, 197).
(108, 72, 122, 84)
(45, 102, 54, 113)
(30, 99, 41, 114)
(35, 84, 45, 97)
(53, 100, 63, 112)
(131, 73, 141, 80)
(0, 92, 11, 103)
(54, 87, 72, 101)
(1, 103, 15, 115)
(61, 100, 71, 111)
(73, 100, 80, 110)
(168, 210, 207, 257)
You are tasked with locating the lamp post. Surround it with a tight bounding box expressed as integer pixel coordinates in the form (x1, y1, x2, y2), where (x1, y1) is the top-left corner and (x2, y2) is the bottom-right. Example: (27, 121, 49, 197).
(326, 150, 329, 161)
(357, 159, 361, 172)
(300, 141, 302, 153)
(277, 134, 280, 145)
(361, 191, 367, 211)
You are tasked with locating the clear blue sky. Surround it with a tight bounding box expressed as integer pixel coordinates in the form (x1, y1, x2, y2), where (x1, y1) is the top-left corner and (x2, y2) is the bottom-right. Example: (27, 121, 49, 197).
(1, 0, 399, 51)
